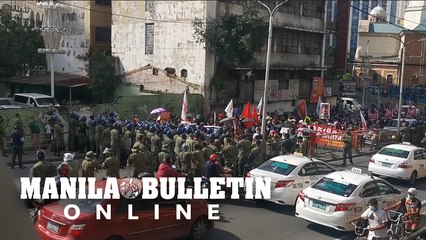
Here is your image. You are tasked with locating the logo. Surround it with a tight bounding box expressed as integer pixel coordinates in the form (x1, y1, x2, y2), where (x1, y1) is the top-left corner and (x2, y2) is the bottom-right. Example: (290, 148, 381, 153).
(119, 178, 142, 199)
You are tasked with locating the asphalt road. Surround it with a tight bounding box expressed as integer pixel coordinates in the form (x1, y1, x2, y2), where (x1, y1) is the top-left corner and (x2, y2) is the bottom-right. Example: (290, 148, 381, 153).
(9, 154, 426, 240)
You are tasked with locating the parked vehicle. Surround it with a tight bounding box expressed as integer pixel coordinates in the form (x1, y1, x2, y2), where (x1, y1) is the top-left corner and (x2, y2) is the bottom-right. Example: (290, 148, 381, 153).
(368, 143, 426, 185)
(246, 154, 335, 206)
(13, 93, 60, 108)
(0, 97, 22, 109)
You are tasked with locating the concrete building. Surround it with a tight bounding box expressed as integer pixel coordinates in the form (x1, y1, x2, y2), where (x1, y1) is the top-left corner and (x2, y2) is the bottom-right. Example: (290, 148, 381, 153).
(112, 0, 333, 114)
(0, 0, 112, 103)
(348, 0, 408, 61)
(354, 2, 426, 98)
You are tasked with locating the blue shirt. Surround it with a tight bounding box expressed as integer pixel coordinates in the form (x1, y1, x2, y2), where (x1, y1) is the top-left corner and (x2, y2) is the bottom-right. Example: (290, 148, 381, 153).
(203, 160, 220, 178)
(10, 131, 23, 147)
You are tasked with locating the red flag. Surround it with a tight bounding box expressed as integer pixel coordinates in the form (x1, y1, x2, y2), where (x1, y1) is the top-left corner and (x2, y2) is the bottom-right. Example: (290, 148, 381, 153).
(242, 101, 251, 119)
(292, 100, 307, 120)
(252, 106, 259, 122)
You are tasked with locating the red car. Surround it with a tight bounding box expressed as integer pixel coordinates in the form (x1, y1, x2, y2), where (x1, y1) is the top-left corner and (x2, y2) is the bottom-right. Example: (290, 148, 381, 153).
(35, 179, 213, 240)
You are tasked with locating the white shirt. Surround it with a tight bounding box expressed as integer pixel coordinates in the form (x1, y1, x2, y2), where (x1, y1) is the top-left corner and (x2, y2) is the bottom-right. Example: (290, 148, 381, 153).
(361, 208, 388, 240)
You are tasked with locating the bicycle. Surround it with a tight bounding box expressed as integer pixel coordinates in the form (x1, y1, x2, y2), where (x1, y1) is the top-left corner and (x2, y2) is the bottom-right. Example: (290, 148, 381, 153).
(387, 210, 405, 240)
(351, 222, 368, 240)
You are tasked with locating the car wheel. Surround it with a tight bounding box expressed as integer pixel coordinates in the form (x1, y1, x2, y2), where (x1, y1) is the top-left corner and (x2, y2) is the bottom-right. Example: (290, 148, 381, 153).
(190, 217, 209, 240)
(409, 171, 417, 185)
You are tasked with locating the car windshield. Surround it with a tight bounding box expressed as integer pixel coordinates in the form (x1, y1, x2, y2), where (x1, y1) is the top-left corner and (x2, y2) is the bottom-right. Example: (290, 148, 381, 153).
(312, 177, 357, 197)
(257, 160, 297, 176)
(377, 148, 410, 158)
(60, 199, 104, 213)
(0, 99, 12, 105)
(36, 97, 55, 105)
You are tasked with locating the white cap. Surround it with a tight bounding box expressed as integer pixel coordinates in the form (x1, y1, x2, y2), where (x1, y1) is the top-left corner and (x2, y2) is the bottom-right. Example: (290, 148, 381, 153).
(103, 147, 112, 154)
(63, 153, 75, 162)
(408, 188, 417, 196)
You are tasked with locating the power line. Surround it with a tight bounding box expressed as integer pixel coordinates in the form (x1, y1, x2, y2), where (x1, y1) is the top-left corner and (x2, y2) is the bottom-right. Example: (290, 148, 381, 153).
(349, 2, 426, 37)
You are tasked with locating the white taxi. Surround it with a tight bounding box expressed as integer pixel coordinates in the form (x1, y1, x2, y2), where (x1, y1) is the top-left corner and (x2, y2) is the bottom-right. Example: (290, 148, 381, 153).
(295, 169, 403, 231)
(368, 143, 426, 185)
(246, 154, 335, 205)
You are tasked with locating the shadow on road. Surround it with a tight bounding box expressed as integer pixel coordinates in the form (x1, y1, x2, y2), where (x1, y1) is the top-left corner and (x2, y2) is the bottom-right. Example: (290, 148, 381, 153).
(306, 223, 354, 239)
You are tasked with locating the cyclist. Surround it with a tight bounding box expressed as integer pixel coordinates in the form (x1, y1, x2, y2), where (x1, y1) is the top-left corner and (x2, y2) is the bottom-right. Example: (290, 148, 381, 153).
(346, 198, 389, 240)
(384, 188, 422, 234)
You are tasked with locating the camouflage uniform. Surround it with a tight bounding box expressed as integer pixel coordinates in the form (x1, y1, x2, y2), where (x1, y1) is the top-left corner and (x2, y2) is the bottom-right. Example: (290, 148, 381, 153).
(31, 160, 56, 188)
(53, 122, 63, 156)
(100, 126, 111, 160)
(63, 160, 80, 178)
(237, 138, 251, 176)
(190, 146, 204, 177)
(150, 132, 162, 169)
(158, 144, 171, 167)
(102, 151, 120, 178)
(94, 123, 105, 156)
(87, 121, 96, 152)
(110, 127, 121, 161)
(68, 118, 79, 151)
(250, 144, 264, 168)
(127, 145, 146, 177)
(222, 140, 238, 170)
(78, 120, 88, 153)
(81, 151, 102, 179)
(0, 115, 7, 157)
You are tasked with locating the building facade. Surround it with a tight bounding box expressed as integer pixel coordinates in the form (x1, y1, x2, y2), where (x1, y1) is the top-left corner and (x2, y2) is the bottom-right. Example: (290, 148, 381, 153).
(112, 0, 332, 114)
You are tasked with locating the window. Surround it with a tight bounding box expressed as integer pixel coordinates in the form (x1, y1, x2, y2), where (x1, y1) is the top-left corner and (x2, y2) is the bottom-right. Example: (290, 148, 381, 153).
(145, 23, 154, 55)
(95, 0, 111, 5)
(376, 182, 395, 195)
(314, 162, 334, 175)
(278, 79, 289, 90)
(116, 198, 154, 214)
(275, 29, 298, 54)
(257, 160, 297, 176)
(377, 148, 409, 159)
(299, 163, 316, 176)
(300, 32, 322, 55)
(14, 95, 29, 104)
(414, 150, 424, 160)
(360, 182, 377, 198)
(312, 177, 357, 197)
(145, 0, 155, 12)
(95, 27, 111, 43)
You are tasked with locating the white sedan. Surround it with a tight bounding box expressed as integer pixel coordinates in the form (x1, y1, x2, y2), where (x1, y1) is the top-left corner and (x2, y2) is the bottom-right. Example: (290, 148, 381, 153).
(368, 143, 426, 185)
(295, 169, 403, 231)
(246, 154, 335, 205)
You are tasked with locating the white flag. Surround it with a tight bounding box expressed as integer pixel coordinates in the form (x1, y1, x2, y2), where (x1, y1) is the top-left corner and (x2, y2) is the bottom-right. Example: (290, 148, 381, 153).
(257, 97, 263, 112)
(360, 110, 368, 130)
(316, 96, 322, 116)
(181, 90, 188, 121)
(225, 99, 234, 118)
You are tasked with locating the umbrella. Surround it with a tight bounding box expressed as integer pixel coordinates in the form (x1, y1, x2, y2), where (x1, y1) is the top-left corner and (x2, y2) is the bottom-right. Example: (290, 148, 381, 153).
(150, 107, 167, 115)
(241, 118, 255, 123)
(233, 108, 242, 116)
(219, 117, 238, 124)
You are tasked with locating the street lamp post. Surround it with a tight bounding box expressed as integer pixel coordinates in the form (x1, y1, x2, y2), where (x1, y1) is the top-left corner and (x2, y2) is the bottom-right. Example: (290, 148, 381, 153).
(258, 0, 288, 138)
(36, 1, 69, 98)
(392, 37, 426, 130)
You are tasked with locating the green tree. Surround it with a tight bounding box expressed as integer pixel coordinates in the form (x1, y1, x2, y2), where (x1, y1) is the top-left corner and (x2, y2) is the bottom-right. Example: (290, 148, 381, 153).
(192, 1, 267, 66)
(89, 50, 117, 103)
(0, 12, 45, 78)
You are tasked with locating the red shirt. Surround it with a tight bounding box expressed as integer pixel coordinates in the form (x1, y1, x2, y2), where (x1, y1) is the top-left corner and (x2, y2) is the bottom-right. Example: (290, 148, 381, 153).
(156, 163, 186, 179)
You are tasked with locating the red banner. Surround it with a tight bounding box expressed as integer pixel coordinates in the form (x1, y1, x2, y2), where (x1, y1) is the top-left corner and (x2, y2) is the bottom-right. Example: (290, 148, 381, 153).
(310, 77, 324, 103)
(297, 124, 359, 149)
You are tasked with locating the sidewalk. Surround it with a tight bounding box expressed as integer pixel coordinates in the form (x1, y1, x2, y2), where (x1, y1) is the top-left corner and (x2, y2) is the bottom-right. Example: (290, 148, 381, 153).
(3, 149, 86, 167)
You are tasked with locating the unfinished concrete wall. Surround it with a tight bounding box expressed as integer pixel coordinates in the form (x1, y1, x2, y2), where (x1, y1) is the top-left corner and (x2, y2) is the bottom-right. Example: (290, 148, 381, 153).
(111, 1, 210, 96)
